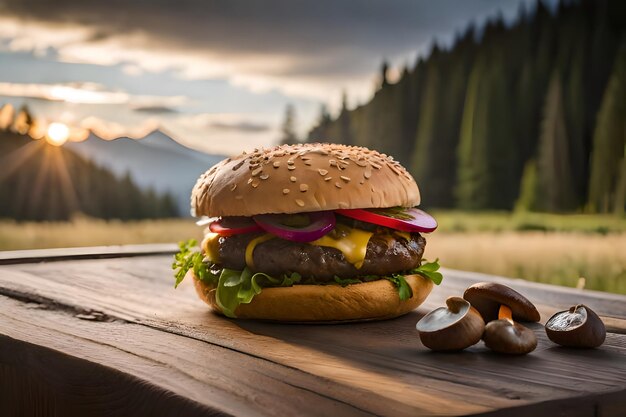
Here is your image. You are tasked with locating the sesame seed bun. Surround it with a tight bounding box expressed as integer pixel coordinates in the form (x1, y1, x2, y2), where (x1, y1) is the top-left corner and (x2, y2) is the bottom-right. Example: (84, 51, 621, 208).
(192, 271, 434, 322)
(191, 143, 420, 217)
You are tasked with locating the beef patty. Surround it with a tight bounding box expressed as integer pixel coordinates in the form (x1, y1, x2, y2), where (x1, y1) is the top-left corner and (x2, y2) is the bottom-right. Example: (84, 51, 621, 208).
(216, 228, 426, 281)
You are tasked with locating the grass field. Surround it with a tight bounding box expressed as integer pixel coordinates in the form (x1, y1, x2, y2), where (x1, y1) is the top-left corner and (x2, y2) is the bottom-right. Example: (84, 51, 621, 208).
(1, 212, 625, 294)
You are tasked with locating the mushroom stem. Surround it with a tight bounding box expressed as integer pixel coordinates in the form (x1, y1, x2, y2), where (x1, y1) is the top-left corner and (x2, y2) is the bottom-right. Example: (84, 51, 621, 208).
(498, 305, 513, 324)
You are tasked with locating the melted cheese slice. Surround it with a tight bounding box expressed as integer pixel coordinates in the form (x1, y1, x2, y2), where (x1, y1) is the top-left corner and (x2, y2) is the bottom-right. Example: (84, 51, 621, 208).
(201, 232, 220, 262)
(394, 231, 411, 242)
(225, 224, 375, 271)
(245, 234, 275, 269)
(310, 224, 373, 269)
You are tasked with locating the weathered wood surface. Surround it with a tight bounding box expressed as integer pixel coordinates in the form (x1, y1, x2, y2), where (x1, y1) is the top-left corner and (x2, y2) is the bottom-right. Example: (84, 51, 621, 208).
(1, 246, 625, 417)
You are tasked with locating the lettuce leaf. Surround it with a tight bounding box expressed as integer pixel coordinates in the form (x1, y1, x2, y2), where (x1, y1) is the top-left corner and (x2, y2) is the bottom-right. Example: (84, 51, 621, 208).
(172, 239, 302, 318)
(216, 268, 301, 318)
(409, 258, 443, 285)
(333, 276, 363, 286)
(385, 274, 413, 300)
(172, 239, 219, 288)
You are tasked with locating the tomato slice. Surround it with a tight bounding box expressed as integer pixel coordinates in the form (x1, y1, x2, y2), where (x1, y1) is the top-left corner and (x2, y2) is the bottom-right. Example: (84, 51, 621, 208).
(209, 216, 262, 236)
(336, 207, 437, 233)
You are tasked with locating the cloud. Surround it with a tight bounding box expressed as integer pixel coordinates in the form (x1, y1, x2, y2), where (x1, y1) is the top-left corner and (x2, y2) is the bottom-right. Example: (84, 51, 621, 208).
(0, 81, 190, 108)
(0, 81, 126, 103)
(0, 0, 535, 102)
(209, 120, 270, 133)
(132, 105, 178, 114)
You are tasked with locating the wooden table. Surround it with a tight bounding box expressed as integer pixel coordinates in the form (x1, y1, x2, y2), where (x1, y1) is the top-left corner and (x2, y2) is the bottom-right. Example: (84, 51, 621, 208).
(1, 245, 625, 417)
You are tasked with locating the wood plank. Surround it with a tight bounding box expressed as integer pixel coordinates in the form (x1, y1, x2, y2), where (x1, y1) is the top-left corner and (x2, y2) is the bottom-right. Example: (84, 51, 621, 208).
(0, 295, 375, 417)
(0, 243, 177, 265)
(1, 254, 625, 416)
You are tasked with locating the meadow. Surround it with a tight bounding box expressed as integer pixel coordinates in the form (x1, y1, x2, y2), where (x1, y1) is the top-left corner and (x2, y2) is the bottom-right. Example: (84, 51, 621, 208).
(1, 212, 624, 295)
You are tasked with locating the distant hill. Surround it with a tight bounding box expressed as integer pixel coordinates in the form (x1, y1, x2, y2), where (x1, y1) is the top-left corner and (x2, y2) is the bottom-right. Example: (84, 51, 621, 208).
(66, 129, 225, 215)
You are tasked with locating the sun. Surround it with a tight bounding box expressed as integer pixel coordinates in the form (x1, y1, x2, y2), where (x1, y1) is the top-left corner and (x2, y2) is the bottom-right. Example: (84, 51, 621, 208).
(47, 122, 70, 146)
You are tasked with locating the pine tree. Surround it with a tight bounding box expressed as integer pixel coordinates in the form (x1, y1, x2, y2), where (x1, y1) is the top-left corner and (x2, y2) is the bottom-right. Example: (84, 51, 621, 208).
(588, 39, 626, 213)
(456, 51, 516, 210)
(279, 104, 298, 145)
(0, 104, 15, 131)
(515, 159, 539, 211)
(379, 60, 390, 89)
(456, 58, 489, 209)
(535, 71, 578, 211)
(307, 104, 331, 142)
(13, 105, 34, 135)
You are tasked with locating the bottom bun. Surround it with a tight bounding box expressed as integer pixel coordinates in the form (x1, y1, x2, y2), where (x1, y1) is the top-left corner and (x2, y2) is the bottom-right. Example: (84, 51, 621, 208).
(192, 272, 433, 322)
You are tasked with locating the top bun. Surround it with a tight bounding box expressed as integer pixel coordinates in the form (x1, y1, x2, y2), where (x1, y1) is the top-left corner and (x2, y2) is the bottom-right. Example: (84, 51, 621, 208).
(192, 143, 420, 217)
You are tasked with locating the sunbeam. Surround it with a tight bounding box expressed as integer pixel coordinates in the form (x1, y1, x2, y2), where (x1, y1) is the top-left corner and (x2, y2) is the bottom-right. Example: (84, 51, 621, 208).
(27, 143, 53, 219)
(51, 145, 79, 214)
(0, 139, 44, 183)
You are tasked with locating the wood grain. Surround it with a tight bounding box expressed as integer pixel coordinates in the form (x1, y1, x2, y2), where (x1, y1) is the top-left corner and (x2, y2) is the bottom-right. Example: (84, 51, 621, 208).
(1, 250, 625, 417)
(0, 243, 177, 265)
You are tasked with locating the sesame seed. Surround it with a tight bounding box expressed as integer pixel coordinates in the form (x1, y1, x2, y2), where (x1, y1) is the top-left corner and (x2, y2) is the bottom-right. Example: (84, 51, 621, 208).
(340, 176, 351, 182)
(230, 184, 237, 191)
(335, 182, 342, 189)
(251, 180, 260, 188)
(288, 166, 296, 170)
(324, 177, 332, 181)
(290, 176, 297, 182)
(247, 178, 254, 184)
(364, 169, 372, 179)
(295, 199, 305, 207)
(283, 188, 290, 194)
(273, 161, 280, 168)
(260, 173, 269, 180)
(251, 167, 263, 176)
(300, 184, 309, 192)
(318, 169, 328, 176)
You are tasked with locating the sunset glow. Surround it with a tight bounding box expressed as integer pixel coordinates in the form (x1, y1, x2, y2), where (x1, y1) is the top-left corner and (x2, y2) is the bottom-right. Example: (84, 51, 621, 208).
(46, 122, 69, 146)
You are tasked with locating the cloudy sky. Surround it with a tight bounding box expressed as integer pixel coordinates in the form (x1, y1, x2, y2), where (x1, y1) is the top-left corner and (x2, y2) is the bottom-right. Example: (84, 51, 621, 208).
(0, 0, 543, 155)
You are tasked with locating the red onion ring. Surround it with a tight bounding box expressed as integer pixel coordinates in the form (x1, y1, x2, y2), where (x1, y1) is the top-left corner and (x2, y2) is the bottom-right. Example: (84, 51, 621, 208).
(253, 211, 336, 242)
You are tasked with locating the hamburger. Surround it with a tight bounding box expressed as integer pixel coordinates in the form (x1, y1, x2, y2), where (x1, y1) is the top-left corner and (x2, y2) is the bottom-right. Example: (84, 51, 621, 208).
(173, 143, 442, 322)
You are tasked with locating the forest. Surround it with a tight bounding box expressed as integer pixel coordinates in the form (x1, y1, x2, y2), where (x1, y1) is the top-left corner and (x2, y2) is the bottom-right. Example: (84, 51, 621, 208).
(306, 0, 626, 214)
(0, 108, 178, 221)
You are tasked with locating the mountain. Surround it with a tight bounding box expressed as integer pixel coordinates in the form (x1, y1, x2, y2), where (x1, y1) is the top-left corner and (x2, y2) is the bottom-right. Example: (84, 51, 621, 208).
(66, 129, 225, 215)
(0, 130, 178, 221)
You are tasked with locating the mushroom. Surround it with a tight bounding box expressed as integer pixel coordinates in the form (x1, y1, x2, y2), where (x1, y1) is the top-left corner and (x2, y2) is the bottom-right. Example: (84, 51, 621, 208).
(416, 296, 485, 351)
(463, 282, 540, 323)
(545, 304, 606, 348)
(482, 305, 537, 354)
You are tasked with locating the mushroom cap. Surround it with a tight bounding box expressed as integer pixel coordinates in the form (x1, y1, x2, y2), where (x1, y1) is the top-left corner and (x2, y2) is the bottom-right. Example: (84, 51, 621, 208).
(416, 297, 485, 351)
(463, 282, 540, 323)
(545, 304, 606, 348)
(483, 319, 537, 355)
